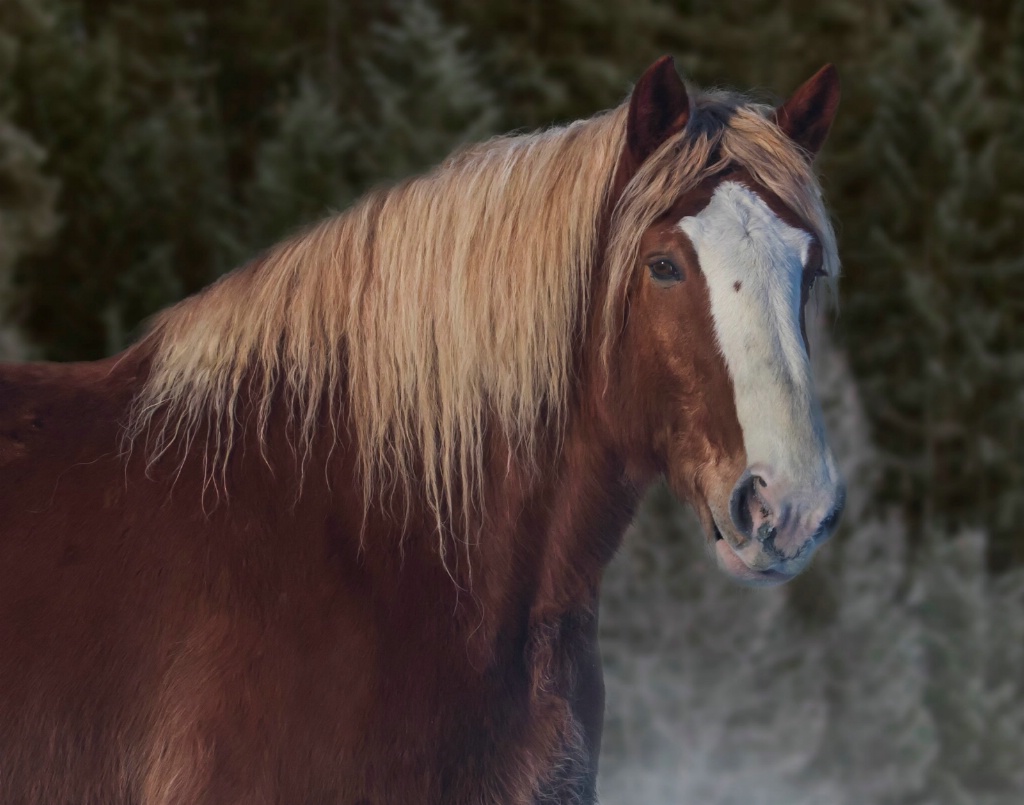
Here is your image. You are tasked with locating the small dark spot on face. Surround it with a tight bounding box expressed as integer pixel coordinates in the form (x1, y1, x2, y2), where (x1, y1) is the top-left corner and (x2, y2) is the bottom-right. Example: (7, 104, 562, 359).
(733, 281, 742, 292)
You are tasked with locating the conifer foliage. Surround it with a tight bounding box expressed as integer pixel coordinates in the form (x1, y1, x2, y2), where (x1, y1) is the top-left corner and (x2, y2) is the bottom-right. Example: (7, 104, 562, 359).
(3, 0, 497, 357)
(834, 0, 1024, 566)
(0, 0, 57, 359)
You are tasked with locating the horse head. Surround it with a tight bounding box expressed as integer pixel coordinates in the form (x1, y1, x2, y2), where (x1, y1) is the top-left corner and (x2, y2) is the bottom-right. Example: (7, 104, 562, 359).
(602, 58, 845, 585)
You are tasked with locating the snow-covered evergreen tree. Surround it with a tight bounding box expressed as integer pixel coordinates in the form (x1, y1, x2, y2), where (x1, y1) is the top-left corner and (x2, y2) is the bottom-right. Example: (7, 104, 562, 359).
(242, 77, 360, 252)
(831, 0, 1023, 562)
(358, 0, 498, 181)
(0, 120, 56, 361)
(8, 0, 234, 357)
(241, 0, 498, 258)
(438, 0, 683, 128)
(976, 0, 1024, 564)
(0, 0, 58, 360)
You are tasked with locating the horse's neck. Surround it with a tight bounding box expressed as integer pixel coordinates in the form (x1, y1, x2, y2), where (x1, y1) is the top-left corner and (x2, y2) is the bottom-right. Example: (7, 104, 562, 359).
(524, 419, 638, 611)
(446, 403, 640, 627)
(306, 391, 637, 638)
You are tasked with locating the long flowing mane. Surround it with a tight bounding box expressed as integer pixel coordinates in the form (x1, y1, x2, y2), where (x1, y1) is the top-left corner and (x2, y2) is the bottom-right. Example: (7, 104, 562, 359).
(126, 85, 839, 545)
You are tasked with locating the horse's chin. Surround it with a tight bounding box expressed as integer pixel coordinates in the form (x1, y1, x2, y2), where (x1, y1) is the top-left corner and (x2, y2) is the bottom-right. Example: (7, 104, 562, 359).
(711, 533, 797, 587)
(700, 512, 803, 588)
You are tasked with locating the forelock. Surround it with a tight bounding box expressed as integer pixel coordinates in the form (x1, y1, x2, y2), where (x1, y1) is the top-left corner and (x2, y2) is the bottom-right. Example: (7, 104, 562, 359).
(601, 89, 839, 361)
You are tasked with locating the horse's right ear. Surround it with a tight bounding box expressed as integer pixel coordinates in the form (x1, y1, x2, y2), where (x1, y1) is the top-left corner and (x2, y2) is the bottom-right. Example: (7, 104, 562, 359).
(627, 56, 690, 167)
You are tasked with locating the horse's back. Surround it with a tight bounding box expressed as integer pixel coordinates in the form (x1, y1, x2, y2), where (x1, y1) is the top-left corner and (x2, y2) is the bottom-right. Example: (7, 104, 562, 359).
(0, 353, 158, 804)
(0, 353, 145, 556)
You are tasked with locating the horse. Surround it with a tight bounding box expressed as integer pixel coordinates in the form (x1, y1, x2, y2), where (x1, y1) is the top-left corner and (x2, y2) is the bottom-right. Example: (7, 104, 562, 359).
(0, 56, 845, 804)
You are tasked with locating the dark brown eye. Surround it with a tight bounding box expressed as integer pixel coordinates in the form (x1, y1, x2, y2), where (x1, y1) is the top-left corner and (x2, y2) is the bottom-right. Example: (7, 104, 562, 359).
(803, 240, 825, 292)
(648, 258, 683, 284)
(803, 264, 826, 292)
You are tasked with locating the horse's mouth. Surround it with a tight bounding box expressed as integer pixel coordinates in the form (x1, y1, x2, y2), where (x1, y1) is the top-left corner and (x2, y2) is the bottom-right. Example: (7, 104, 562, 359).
(708, 515, 800, 587)
(714, 536, 797, 586)
(696, 504, 799, 586)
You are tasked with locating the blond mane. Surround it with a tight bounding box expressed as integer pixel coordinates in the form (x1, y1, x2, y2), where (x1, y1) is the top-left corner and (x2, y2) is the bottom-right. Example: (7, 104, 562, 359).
(127, 86, 838, 552)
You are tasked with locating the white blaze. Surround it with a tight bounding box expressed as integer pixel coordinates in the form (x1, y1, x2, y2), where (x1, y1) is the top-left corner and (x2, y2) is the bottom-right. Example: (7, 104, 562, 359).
(678, 181, 838, 492)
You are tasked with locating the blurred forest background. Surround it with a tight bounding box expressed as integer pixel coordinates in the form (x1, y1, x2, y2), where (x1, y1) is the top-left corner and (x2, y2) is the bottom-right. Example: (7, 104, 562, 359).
(1, 0, 1022, 802)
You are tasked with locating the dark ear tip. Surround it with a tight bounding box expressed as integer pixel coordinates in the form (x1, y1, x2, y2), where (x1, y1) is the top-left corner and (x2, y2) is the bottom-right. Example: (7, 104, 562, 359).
(811, 64, 843, 97)
(641, 55, 678, 85)
(816, 64, 841, 95)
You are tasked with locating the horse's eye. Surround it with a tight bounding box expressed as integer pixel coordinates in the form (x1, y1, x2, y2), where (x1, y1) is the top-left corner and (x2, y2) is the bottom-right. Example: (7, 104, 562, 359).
(648, 258, 683, 284)
(804, 265, 826, 291)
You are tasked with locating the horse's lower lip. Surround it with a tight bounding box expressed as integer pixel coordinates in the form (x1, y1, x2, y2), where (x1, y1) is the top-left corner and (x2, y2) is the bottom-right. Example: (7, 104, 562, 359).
(713, 536, 796, 586)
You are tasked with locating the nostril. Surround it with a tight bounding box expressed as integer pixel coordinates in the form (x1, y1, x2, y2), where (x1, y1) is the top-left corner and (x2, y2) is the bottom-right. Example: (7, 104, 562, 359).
(749, 475, 772, 522)
(730, 471, 779, 546)
(729, 474, 765, 539)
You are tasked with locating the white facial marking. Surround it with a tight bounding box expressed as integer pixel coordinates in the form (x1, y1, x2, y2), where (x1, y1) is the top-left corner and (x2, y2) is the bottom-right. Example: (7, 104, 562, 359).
(678, 181, 838, 493)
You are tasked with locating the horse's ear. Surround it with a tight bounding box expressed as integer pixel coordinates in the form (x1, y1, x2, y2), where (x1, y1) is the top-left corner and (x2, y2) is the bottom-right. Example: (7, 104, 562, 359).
(773, 64, 841, 158)
(627, 56, 690, 167)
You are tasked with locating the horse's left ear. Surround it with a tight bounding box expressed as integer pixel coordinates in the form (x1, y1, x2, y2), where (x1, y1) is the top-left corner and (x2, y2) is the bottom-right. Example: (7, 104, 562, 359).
(773, 64, 841, 157)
